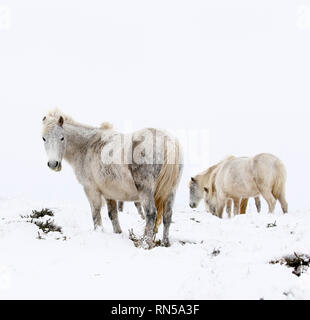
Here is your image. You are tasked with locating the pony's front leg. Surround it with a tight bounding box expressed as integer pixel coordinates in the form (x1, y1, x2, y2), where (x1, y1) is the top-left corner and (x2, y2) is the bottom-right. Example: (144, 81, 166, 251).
(255, 197, 261, 213)
(226, 199, 232, 218)
(216, 200, 225, 219)
(106, 200, 122, 234)
(84, 187, 103, 230)
(233, 198, 241, 216)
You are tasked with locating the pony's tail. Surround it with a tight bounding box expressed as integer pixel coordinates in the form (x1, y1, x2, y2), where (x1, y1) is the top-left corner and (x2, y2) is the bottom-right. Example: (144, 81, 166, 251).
(272, 160, 287, 199)
(153, 142, 182, 234)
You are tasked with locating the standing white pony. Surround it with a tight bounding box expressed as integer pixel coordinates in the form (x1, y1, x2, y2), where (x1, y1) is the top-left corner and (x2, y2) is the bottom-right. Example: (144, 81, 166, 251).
(42, 109, 183, 248)
(203, 154, 288, 218)
(101, 123, 145, 220)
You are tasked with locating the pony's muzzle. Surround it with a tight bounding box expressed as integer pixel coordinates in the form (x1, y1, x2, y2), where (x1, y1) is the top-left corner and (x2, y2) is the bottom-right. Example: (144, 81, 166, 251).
(189, 203, 196, 209)
(47, 161, 62, 171)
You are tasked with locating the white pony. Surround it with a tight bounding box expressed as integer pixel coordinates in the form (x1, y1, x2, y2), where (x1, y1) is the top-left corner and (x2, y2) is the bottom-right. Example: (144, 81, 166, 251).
(203, 153, 288, 218)
(42, 109, 183, 248)
(189, 157, 261, 216)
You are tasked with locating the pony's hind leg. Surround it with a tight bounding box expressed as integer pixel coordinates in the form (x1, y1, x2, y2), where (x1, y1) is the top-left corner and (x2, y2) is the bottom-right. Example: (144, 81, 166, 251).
(260, 191, 276, 213)
(118, 201, 124, 212)
(134, 202, 145, 219)
(226, 199, 232, 218)
(106, 199, 122, 234)
(162, 192, 176, 247)
(141, 194, 157, 248)
(84, 187, 103, 230)
(278, 194, 288, 213)
(255, 197, 261, 213)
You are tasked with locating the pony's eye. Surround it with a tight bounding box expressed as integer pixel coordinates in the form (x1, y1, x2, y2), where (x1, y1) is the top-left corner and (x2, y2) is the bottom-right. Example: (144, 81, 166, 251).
(42, 137, 46, 142)
(61, 137, 64, 141)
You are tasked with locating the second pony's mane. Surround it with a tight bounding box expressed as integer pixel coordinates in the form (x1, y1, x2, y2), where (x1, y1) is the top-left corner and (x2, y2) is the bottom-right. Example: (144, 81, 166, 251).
(195, 155, 235, 187)
(205, 155, 235, 197)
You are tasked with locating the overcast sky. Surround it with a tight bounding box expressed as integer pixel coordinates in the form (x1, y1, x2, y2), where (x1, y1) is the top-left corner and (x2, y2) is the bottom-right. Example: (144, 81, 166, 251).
(1, 0, 310, 211)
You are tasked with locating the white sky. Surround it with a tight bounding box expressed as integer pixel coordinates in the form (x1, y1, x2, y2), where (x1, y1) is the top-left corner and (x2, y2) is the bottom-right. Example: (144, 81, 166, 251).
(0, 0, 310, 210)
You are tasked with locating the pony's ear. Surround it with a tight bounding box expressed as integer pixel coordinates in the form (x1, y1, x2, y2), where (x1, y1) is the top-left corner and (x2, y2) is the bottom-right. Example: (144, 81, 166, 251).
(204, 187, 209, 194)
(58, 116, 64, 127)
(42, 116, 46, 122)
(191, 177, 196, 183)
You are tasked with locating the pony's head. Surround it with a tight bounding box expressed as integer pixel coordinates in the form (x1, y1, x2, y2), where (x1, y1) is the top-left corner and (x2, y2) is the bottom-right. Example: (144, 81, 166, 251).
(42, 114, 66, 172)
(189, 177, 203, 208)
(203, 187, 216, 215)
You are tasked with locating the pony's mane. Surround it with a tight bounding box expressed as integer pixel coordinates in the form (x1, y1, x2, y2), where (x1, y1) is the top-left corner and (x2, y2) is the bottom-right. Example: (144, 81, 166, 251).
(42, 108, 98, 135)
(191, 155, 236, 191)
(195, 156, 235, 180)
(42, 108, 114, 133)
(46, 108, 75, 125)
(100, 122, 114, 130)
(222, 155, 235, 162)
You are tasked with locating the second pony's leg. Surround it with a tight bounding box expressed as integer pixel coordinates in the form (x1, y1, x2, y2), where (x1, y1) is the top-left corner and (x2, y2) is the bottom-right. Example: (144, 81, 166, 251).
(260, 191, 276, 213)
(216, 198, 225, 219)
(240, 198, 249, 214)
(255, 197, 261, 213)
(134, 202, 145, 219)
(233, 198, 241, 216)
(106, 199, 122, 234)
(118, 201, 124, 212)
(278, 193, 288, 213)
(226, 199, 232, 218)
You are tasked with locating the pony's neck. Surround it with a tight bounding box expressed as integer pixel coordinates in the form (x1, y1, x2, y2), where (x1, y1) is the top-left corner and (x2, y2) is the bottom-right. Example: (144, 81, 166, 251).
(63, 123, 100, 165)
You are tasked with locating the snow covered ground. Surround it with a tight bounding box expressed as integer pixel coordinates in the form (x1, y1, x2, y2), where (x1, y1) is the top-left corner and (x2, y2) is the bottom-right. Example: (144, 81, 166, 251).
(0, 197, 309, 300)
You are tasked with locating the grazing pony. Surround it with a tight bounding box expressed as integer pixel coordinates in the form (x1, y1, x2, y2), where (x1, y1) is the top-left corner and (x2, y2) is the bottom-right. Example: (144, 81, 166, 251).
(42, 109, 183, 248)
(203, 154, 288, 218)
(189, 157, 261, 216)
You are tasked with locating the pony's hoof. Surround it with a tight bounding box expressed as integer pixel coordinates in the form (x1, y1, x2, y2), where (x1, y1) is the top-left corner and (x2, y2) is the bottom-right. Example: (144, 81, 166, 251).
(147, 241, 155, 249)
(162, 239, 171, 247)
(113, 224, 122, 234)
(139, 237, 155, 250)
(145, 236, 156, 249)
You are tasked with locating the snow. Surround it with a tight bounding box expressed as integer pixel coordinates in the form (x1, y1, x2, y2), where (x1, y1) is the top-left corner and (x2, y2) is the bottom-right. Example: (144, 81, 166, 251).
(0, 197, 309, 300)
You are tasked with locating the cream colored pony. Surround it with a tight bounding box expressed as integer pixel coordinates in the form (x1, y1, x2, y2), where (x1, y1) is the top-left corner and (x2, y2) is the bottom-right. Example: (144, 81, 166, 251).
(203, 153, 288, 218)
(189, 157, 261, 216)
